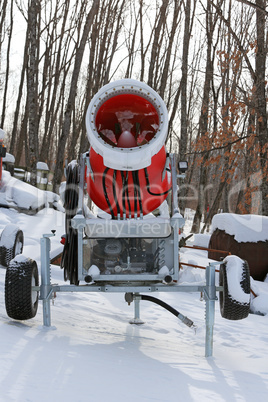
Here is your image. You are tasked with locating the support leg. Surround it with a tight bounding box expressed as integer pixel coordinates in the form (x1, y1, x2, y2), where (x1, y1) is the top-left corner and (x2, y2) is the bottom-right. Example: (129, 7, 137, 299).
(204, 263, 217, 357)
(129, 293, 145, 325)
(40, 235, 53, 327)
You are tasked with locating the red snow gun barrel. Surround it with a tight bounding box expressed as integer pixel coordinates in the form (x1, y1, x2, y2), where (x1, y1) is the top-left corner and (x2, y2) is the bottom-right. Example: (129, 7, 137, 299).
(0, 128, 7, 182)
(85, 79, 171, 218)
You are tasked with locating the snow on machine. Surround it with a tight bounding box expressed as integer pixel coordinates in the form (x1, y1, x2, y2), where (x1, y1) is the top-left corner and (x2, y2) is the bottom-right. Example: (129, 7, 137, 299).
(4, 80, 251, 356)
(0, 129, 24, 267)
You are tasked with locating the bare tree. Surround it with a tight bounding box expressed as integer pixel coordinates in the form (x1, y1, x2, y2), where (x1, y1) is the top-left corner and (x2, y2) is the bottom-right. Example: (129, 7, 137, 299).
(209, 0, 268, 214)
(9, 24, 28, 156)
(147, 0, 169, 89)
(255, 0, 268, 215)
(53, 0, 100, 192)
(191, 0, 216, 233)
(39, 0, 73, 161)
(0, 0, 13, 128)
(78, 0, 126, 156)
(27, 0, 41, 185)
(0, 0, 8, 60)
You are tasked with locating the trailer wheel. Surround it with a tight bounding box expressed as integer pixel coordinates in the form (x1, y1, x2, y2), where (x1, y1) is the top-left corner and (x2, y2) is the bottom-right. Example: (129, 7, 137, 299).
(0, 224, 24, 267)
(5, 257, 39, 320)
(219, 257, 250, 320)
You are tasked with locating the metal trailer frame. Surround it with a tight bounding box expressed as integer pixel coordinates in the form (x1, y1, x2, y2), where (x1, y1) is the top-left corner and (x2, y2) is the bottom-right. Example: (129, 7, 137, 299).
(38, 153, 223, 357)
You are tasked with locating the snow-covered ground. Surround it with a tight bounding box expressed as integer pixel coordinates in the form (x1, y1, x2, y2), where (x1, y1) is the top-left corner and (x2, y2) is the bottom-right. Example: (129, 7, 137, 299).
(0, 203, 268, 401)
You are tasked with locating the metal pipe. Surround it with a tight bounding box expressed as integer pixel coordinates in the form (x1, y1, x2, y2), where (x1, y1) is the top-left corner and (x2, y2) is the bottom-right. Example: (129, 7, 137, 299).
(204, 262, 217, 357)
(40, 234, 53, 327)
(170, 154, 179, 215)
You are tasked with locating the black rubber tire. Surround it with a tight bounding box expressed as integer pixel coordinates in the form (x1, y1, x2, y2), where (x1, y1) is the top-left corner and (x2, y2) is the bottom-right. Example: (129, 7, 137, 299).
(5, 258, 39, 320)
(0, 225, 24, 267)
(219, 259, 250, 320)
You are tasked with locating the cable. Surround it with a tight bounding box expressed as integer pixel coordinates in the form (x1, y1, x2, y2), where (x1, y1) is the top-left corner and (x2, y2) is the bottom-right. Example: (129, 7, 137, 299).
(102, 167, 115, 219)
(61, 163, 79, 285)
(133, 170, 143, 215)
(144, 167, 171, 196)
(132, 171, 138, 216)
(120, 171, 126, 217)
(64, 164, 79, 231)
(140, 294, 195, 328)
(125, 172, 131, 217)
(113, 170, 121, 218)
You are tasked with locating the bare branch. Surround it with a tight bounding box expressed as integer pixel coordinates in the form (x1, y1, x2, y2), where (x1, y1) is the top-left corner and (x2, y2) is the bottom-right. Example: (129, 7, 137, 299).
(208, 0, 256, 80)
(235, 0, 268, 16)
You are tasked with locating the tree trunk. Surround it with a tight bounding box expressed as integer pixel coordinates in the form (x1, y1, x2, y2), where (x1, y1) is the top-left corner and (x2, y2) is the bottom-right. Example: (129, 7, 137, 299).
(9, 25, 29, 155)
(53, 0, 100, 193)
(147, 0, 169, 89)
(255, 0, 268, 215)
(39, 0, 71, 162)
(191, 0, 213, 233)
(1, 0, 13, 128)
(27, 0, 40, 186)
(179, 0, 193, 215)
(15, 100, 29, 166)
(180, 0, 191, 162)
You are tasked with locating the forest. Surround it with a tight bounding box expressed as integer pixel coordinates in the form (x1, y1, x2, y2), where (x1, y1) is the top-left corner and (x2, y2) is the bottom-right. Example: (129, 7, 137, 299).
(0, 0, 267, 231)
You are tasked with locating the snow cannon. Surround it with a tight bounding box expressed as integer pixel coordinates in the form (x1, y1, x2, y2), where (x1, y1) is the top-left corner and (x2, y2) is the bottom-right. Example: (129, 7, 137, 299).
(85, 79, 170, 218)
(59, 79, 189, 290)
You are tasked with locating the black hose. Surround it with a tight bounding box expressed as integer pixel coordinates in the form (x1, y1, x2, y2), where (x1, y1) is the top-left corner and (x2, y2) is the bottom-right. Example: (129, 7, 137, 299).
(62, 228, 78, 284)
(144, 167, 171, 196)
(120, 171, 126, 216)
(64, 164, 79, 231)
(113, 170, 121, 217)
(61, 163, 79, 285)
(133, 170, 143, 215)
(102, 167, 115, 219)
(140, 294, 195, 328)
(132, 171, 138, 216)
(125, 172, 131, 217)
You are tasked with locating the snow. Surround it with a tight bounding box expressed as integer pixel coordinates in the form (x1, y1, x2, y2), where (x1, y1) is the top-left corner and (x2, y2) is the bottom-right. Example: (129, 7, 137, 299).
(190, 233, 211, 248)
(88, 264, 100, 278)
(0, 201, 268, 401)
(212, 213, 268, 243)
(223, 255, 251, 304)
(158, 200, 170, 217)
(158, 265, 170, 277)
(0, 171, 61, 211)
(68, 159, 78, 169)
(11, 254, 30, 264)
(36, 161, 49, 171)
(250, 293, 268, 316)
(0, 224, 20, 249)
(2, 152, 15, 164)
(250, 277, 268, 315)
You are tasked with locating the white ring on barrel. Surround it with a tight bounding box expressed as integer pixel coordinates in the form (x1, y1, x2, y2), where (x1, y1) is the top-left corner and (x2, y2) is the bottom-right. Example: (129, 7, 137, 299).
(85, 78, 168, 171)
